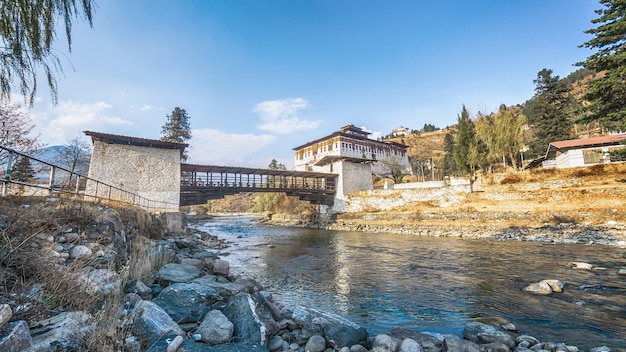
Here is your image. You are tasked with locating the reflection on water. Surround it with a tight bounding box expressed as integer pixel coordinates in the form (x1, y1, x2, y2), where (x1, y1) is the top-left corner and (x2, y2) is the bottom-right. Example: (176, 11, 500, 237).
(194, 216, 626, 349)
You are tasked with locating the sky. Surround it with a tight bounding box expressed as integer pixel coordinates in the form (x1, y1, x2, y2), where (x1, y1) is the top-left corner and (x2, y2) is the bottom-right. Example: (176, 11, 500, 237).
(23, 0, 600, 168)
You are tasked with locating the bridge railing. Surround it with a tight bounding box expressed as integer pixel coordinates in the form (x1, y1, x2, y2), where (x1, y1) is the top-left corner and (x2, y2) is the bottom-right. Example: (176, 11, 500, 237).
(0, 145, 177, 212)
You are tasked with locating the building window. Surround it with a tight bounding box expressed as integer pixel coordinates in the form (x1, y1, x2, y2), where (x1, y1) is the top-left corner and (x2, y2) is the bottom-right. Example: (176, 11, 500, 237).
(583, 149, 603, 164)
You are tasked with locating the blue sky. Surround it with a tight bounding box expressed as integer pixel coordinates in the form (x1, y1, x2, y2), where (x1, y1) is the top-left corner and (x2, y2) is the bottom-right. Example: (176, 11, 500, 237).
(27, 0, 599, 168)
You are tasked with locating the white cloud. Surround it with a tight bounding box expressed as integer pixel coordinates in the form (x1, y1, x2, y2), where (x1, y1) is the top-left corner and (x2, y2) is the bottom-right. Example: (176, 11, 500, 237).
(31, 100, 133, 144)
(360, 126, 382, 140)
(187, 129, 275, 165)
(254, 98, 321, 134)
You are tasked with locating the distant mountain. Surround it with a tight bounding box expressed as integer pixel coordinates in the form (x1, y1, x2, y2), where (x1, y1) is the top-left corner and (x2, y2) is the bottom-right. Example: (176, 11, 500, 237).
(33, 145, 69, 163)
(30, 145, 91, 181)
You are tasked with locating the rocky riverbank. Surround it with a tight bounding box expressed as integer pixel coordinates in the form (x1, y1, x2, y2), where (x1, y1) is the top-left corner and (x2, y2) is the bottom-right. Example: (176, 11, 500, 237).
(0, 198, 623, 351)
(2, 229, 618, 352)
(327, 213, 626, 247)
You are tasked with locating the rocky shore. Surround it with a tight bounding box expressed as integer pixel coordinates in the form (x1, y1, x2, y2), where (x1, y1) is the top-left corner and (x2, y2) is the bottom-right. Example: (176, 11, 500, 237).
(327, 218, 626, 247)
(0, 199, 623, 351)
(2, 229, 618, 352)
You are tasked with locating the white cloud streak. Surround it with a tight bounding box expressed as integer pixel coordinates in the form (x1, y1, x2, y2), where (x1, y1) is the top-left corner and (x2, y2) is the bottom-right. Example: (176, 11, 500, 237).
(254, 98, 321, 134)
(31, 100, 132, 144)
(187, 129, 276, 165)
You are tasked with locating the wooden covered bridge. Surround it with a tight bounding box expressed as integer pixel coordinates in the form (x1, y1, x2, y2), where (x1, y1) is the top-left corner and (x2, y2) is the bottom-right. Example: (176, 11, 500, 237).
(179, 164, 337, 206)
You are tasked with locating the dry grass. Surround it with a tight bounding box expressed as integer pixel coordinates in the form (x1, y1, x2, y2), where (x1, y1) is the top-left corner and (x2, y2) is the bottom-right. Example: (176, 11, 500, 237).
(0, 196, 175, 351)
(345, 162, 626, 230)
(85, 238, 175, 352)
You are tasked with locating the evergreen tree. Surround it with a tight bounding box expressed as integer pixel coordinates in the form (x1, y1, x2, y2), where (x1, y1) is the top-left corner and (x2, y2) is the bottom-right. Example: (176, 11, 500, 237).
(161, 107, 192, 161)
(0, 0, 95, 104)
(268, 159, 286, 170)
(453, 105, 476, 174)
(467, 133, 489, 173)
(11, 156, 35, 182)
(422, 123, 439, 132)
(525, 69, 573, 158)
(441, 132, 457, 175)
(578, 0, 626, 129)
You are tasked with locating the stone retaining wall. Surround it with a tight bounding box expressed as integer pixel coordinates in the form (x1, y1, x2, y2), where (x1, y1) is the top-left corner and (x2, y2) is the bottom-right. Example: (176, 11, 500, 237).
(346, 185, 472, 212)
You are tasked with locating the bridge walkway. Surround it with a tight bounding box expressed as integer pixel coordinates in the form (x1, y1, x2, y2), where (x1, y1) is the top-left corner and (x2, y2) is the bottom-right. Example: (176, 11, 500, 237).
(180, 164, 337, 206)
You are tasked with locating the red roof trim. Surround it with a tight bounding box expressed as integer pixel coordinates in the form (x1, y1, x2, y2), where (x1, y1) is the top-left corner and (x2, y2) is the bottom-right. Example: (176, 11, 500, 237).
(549, 134, 626, 149)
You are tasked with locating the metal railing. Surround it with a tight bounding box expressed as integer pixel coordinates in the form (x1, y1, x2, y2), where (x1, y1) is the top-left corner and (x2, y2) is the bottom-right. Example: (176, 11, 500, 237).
(0, 145, 178, 212)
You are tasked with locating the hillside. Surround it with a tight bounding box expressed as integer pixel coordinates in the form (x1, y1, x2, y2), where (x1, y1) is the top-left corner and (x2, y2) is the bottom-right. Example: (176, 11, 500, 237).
(330, 163, 626, 245)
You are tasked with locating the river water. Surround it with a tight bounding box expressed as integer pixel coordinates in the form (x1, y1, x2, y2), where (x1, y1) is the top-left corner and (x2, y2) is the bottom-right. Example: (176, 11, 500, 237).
(191, 216, 626, 349)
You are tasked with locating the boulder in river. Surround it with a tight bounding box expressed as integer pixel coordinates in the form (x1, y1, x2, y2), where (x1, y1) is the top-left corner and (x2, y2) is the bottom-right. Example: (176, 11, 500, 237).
(523, 279, 563, 295)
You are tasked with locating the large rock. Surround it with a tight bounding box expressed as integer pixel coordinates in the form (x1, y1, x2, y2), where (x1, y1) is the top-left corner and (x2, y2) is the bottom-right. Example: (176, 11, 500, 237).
(30, 311, 95, 351)
(442, 335, 480, 352)
(305, 335, 327, 352)
(211, 258, 230, 276)
(0, 320, 34, 352)
(153, 283, 219, 323)
(222, 293, 270, 346)
(69, 245, 92, 259)
(523, 279, 563, 295)
(462, 322, 515, 348)
(388, 327, 442, 349)
(155, 263, 202, 285)
(197, 310, 234, 345)
(126, 279, 153, 299)
(399, 338, 423, 352)
(0, 304, 12, 329)
(77, 268, 121, 300)
(371, 333, 401, 352)
(193, 277, 247, 300)
(292, 306, 368, 348)
(131, 300, 183, 344)
(161, 212, 186, 234)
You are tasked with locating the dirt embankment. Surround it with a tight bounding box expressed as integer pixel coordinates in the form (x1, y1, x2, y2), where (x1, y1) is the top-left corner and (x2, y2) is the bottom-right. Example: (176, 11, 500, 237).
(329, 163, 626, 246)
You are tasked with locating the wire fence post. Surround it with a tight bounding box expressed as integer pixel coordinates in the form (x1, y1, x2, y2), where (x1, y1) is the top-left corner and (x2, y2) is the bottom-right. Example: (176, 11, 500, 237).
(74, 175, 80, 194)
(1, 145, 178, 212)
(3, 150, 13, 197)
(48, 166, 56, 197)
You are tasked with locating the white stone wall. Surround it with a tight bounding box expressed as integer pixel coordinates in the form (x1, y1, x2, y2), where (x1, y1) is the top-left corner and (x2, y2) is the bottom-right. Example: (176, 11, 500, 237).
(346, 186, 472, 213)
(556, 150, 585, 168)
(393, 180, 447, 189)
(334, 161, 373, 199)
(85, 142, 180, 212)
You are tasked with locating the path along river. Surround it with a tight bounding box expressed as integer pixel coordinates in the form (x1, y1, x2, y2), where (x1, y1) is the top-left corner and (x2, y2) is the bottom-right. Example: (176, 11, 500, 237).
(191, 215, 626, 350)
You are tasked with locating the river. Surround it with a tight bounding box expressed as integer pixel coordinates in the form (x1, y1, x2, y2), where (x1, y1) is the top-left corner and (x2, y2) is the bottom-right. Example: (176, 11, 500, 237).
(191, 215, 626, 349)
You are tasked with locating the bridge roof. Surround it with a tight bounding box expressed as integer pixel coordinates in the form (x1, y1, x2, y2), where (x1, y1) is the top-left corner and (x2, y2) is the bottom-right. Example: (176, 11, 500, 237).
(181, 163, 337, 178)
(84, 131, 188, 151)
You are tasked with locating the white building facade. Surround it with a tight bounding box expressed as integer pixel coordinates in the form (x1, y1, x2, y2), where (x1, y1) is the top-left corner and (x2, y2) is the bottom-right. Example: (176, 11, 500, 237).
(293, 124, 410, 198)
(84, 131, 187, 212)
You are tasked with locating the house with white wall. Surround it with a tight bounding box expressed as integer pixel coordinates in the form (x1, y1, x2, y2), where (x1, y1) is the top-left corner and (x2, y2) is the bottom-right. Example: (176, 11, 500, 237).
(542, 133, 626, 168)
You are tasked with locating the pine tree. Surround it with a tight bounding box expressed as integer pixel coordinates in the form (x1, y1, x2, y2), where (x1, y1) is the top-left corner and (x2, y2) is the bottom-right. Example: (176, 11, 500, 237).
(11, 157, 35, 182)
(268, 159, 286, 170)
(161, 107, 192, 161)
(525, 69, 573, 158)
(441, 132, 457, 176)
(453, 105, 476, 175)
(578, 0, 626, 129)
